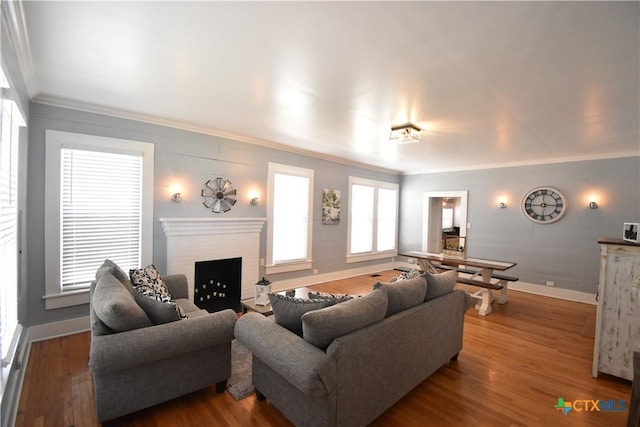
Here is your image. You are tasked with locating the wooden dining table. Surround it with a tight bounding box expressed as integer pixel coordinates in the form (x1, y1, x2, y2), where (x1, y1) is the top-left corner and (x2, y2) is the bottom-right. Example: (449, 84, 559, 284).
(399, 250, 517, 316)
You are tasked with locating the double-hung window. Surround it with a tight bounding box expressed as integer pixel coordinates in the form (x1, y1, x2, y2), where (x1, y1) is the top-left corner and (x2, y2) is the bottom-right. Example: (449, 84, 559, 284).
(266, 162, 314, 274)
(0, 72, 26, 396)
(44, 130, 154, 309)
(347, 177, 398, 261)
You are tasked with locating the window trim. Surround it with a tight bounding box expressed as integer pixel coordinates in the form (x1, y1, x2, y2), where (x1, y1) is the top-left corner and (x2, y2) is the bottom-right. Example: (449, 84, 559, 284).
(266, 162, 314, 275)
(347, 176, 399, 263)
(43, 130, 154, 309)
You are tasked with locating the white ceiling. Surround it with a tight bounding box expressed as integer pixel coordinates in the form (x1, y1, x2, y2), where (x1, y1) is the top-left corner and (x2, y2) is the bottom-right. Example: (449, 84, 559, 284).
(17, 1, 640, 174)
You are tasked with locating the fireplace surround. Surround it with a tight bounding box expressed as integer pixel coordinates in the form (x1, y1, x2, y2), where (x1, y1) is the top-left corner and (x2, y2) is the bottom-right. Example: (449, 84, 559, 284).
(160, 217, 266, 302)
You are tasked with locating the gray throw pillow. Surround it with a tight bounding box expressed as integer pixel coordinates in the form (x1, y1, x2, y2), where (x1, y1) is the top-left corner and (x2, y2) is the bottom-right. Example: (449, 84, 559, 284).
(269, 293, 332, 336)
(92, 273, 152, 332)
(95, 259, 135, 297)
(424, 270, 458, 301)
(302, 289, 388, 350)
(133, 288, 185, 324)
(373, 275, 427, 317)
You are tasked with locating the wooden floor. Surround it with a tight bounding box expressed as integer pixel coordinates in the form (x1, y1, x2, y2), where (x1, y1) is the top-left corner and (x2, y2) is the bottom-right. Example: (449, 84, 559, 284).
(16, 270, 632, 427)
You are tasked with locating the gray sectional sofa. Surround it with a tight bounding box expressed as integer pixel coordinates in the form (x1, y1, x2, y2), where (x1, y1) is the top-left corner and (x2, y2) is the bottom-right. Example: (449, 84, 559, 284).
(89, 260, 237, 421)
(235, 272, 470, 427)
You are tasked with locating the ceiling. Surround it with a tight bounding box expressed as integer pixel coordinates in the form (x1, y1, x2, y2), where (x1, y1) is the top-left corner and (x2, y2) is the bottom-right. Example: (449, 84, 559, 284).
(15, 1, 640, 174)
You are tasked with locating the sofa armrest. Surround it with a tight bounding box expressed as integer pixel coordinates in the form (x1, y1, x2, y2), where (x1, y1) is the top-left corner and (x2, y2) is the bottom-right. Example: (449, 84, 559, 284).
(89, 308, 236, 374)
(164, 274, 189, 299)
(234, 313, 336, 397)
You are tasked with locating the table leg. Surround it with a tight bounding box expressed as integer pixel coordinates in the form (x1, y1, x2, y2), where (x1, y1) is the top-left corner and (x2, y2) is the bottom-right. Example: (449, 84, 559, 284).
(471, 289, 493, 316)
(497, 279, 509, 304)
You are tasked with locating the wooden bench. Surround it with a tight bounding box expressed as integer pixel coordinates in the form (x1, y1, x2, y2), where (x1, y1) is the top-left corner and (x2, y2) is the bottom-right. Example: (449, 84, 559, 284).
(435, 264, 519, 316)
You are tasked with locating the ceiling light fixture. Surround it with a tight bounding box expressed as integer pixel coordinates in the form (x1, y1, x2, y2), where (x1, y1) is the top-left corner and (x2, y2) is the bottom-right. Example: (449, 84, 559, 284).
(389, 123, 422, 144)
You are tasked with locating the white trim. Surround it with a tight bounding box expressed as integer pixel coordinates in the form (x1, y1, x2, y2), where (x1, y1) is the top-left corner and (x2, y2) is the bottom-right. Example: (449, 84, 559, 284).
(1, 326, 28, 427)
(27, 316, 91, 343)
(346, 251, 397, 264)
(43, 130, 155, 309)
(266, 163, 314, 272)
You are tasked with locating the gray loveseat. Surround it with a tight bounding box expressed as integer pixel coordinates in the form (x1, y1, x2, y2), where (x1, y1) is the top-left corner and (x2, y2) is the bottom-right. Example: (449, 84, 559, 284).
(235, 272, 470, 427)
(89, 260, 237, 421)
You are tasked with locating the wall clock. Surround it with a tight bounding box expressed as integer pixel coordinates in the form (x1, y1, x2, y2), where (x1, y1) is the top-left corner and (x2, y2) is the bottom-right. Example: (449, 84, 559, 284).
(521, 186, 567, 224)
(201, 178, 237, 213)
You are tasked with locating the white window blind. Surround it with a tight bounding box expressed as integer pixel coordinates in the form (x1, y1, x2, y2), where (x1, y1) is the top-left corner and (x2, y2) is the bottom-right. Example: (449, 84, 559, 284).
(350, 184, 374, 254)
(376, 187, 397, 251)
(348, 177, 398, 260)
(272, 172, 310, 263)
(0, 97, 25, 392)
(60, 148, 143, 291)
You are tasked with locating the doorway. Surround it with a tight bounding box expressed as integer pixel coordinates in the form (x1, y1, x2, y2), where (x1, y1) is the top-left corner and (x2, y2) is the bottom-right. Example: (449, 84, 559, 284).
(422, 191, 468, 253)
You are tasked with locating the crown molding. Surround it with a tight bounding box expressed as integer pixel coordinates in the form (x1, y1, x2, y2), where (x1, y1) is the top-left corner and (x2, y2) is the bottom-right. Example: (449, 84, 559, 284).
(1, 0, 39, 98)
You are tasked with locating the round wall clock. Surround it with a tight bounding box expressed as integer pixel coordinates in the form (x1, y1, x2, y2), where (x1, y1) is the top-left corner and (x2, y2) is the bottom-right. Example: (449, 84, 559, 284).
(521, 186, 567, 224)
(201, 178, 237, 213)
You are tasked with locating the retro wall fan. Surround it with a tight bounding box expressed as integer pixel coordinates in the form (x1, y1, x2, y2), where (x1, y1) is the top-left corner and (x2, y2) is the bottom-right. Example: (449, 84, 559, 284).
(201, 178, 237, 213)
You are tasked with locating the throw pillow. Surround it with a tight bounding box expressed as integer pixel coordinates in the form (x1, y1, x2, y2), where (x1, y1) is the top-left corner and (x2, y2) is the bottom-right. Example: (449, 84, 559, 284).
(133, 287, 186, 324)
(92, 273, 152, 332)
(424, 270, 458, 301)
(268, 293, 332, 336)
(372, 275, 427, 317)
(129, 265, 171, 297)
(392, 268, 422, 282)
(306, 291, 353, 305)
(302, 289, 388, 350)
(95, 259, 135, 297)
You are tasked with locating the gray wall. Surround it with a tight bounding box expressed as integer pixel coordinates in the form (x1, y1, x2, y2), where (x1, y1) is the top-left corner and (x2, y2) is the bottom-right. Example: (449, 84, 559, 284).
(26, 103, 400, 327)
(399, 157, 640, 294)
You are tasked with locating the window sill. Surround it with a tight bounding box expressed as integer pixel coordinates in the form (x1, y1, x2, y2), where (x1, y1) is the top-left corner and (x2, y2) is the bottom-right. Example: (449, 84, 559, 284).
(43, 289, 89, 310)
(346, 251, 398, 264)
(266, 261, 312, 275)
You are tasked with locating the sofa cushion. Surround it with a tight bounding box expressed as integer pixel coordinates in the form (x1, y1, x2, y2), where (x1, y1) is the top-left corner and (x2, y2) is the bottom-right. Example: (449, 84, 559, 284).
(92, 273, 152, 332)
(269, 293, 332, 336)
(424, 270, 458, 301)
(373, 275, 427, 317)
(129, 265, 171, 297)
(133, 287, 186, 324)
(302, 289, 388, 350)
(96, 259, 135, 297)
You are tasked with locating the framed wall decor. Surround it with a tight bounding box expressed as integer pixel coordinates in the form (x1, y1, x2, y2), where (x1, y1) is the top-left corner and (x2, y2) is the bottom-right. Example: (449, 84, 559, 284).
(322, 189, 341, 225)
(623, 222, 639, 243)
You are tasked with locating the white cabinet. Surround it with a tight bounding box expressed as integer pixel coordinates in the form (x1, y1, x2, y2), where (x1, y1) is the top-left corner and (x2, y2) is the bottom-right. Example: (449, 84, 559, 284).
(593, 238, 640, 380)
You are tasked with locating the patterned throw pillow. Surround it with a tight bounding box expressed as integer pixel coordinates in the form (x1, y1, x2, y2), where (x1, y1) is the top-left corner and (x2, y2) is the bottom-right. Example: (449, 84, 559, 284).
(306, 291, 353, 305)
(392, 268, 422, 282)
(129, 264, 171, 297)
(129, 265, 186, 323)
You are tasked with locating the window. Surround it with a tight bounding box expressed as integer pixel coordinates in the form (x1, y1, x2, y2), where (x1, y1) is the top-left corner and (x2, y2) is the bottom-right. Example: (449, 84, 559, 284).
(44, 130, 154, 309)
(347, 177, 398, 261)
(266, 163, 314, 274)
(0, 94, 25, 395)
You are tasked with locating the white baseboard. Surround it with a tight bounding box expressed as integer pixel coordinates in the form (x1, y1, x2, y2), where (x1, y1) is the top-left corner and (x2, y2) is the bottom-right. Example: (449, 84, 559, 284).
(270, 261, 398, 293)
(1, 326, 28, 427)
(27, 316, 90, 343)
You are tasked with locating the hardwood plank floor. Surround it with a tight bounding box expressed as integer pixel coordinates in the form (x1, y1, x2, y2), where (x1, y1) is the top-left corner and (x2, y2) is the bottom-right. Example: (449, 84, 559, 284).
(16, 271, 631, 426)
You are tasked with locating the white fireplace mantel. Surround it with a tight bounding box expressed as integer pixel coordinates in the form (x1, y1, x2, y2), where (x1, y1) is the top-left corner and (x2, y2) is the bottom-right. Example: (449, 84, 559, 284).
(159, 217, 266, 301)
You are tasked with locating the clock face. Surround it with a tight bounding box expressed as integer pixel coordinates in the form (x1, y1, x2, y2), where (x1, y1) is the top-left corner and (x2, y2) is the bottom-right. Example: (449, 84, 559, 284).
(521, 187, 567, 224)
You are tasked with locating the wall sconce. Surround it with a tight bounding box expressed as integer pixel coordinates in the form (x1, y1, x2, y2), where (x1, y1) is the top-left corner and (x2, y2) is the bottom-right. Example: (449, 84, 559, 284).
(498, 202, 507, 209)
(497, 196, 508, 209)
(587, 194, 599, 209)
(389, 123, 421, 144)
(169, 184, 183, 203)
(249, 190, 259, 206)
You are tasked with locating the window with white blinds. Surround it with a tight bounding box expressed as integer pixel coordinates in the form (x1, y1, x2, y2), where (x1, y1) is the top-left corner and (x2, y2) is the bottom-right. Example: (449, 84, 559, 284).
(0, 97, 25, 390)
(60, 149, 143, 291)
(266, 163, 314, 274)
(347, 177, 399, 261)
(44, 130, 154, 309)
